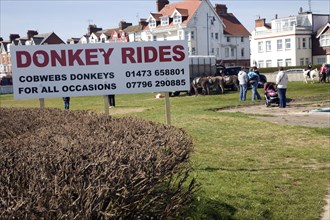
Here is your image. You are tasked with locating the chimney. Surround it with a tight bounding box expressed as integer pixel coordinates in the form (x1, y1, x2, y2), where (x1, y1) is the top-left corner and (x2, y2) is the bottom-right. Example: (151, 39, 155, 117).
(255, 18, 266, 28)
(156, 0, 169, 12)
(139, 18, 148, 27)
(9, 34, 20, 42)
(215, 4, 227, 15)
(27, 30, 38, 39)
(88, 24, 102, 35)
(119, 21, 132, 30)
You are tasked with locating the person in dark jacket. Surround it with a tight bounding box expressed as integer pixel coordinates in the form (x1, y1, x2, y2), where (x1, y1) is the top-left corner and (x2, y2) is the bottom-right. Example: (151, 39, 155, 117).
(62, 97, 70, 110)
(108, 95, 115, 108)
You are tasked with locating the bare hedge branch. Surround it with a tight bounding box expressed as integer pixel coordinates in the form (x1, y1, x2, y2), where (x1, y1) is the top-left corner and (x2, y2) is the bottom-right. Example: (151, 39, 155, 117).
(0, 108, 198, 219)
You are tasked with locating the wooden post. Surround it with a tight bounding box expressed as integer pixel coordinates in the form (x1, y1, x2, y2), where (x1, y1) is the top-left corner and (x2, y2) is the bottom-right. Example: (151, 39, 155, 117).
(39, 98, 45, 109)
(165, 92, 171, 125)
(104, 95, 109, 115)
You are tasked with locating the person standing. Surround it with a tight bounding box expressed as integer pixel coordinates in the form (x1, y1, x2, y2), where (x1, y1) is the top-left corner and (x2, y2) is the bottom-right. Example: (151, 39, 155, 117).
(319, 63, 327, 83)
(237, 68, 248, 101)
(108, 94, 115, 108)
(252, 65, 260, 76)
(276, 67, 288, 108)
(248, 68, 261, 101)
(62, 97, 70, 110)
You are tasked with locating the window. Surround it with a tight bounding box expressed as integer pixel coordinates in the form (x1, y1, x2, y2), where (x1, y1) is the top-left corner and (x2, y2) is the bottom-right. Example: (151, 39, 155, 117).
(258, 42, 264, 53)
(285, 58, 291, 66)
(148, 36, 152, 41)
(211, 33, 214, 38)
(211, 48, 215, 55)
(227, 37, 230, 42)
(277, 59, 283, 67)
(317, 57, 326, 64)
(191, 31, 195, 40)
(153, 36, 157, 41)
(215, 33, 218, 40)
(320, 34, 330, 46)
(258, 60, 264, 68)
(241, 37, 244, 42)
(266, 41, 271, 52)
(163, 35, 167, 41)
(135, 32, 141, 41)
(173, 13, 182, 24)
(231, 48, 235, 57)
(297, 38, 301, 49)
(217, 48, 220, 56)
(191, 47, 196, 55)
(302, 38, 306, 48)
(277, 40, 283, 50)
(305, 58, 309, 65)
(149, 19, 157, 28)
(161, 17, 169, 26)
(266, 60, 272, 67)
(300, 58, 304, 66)
(241, 48, 244, 57)
(225, 48, 229, 57)
(178, 30, 183, 40)
(285, 38, 291, 49)
(185, 31, 189, 40)
(112, 35, 118, 42)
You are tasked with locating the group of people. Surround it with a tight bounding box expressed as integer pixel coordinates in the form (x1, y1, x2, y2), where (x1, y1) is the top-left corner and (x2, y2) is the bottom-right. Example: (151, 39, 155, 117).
(237, 66, 262, 102)
(238, 66, 288, 108)
(306, 63, 328, 83)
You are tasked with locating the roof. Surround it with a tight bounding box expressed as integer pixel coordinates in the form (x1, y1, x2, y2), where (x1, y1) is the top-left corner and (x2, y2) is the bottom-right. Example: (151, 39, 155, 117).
(124, 24, 145, 33)
(218, 12, 250, 36)
(145, 0, 202, 30)
(316, 22, 330, 38)
(31, 32, 65, 45)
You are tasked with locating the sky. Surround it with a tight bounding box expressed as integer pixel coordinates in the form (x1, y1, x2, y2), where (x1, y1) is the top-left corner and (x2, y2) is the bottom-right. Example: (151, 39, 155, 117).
(0, 0, 329, 41)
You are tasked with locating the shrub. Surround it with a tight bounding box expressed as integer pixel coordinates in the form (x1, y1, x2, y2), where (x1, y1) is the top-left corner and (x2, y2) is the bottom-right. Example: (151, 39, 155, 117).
(0, 108, 197, 219)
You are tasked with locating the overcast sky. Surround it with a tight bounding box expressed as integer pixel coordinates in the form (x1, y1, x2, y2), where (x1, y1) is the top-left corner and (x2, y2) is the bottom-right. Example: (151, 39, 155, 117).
(0, 0, 329, 41)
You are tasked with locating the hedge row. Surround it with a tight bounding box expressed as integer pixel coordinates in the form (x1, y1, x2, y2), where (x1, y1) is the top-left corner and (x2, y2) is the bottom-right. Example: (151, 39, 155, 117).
(0, 108, 198, 219)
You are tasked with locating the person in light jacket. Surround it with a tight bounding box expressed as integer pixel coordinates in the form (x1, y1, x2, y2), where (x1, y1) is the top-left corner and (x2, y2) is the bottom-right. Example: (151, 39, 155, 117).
(237, 68, 249, 101)
(276, 67, 289, 108)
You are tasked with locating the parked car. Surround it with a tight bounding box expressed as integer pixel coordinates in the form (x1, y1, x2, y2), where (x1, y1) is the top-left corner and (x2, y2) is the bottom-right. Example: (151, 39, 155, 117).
(0, 74, 13, 86)
(215, 64, 267, 87)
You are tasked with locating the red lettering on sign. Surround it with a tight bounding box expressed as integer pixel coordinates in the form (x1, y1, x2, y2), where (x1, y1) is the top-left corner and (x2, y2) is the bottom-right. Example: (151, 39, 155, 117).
(121, 45, 186, 64)
(16, 51, 31, 68)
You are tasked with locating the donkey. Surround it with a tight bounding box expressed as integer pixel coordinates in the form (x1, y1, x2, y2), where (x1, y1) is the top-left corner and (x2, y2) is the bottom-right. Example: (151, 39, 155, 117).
(190, 76, 222, 95)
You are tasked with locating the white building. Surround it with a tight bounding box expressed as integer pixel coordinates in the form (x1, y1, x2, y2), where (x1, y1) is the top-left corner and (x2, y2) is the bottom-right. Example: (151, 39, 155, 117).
(74, 0, 251, 66)
(143, 0, 225, 59)
(250, 10, 330, 68)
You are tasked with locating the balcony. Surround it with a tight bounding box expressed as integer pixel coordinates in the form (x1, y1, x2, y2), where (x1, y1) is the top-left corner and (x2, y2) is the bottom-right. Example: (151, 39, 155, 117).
(254, 26, 312, 37)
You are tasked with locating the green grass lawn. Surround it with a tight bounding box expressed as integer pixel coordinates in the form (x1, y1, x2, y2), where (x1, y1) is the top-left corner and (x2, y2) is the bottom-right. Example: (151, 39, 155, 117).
(1, 82, 329, 219)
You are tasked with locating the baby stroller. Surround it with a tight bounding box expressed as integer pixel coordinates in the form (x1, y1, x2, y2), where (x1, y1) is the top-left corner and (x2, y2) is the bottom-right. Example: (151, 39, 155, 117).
(264, 82, 279, 107)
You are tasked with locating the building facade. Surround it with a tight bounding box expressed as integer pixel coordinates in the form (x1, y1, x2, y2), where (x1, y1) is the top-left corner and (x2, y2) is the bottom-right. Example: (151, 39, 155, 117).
(250, 11, 330, 68)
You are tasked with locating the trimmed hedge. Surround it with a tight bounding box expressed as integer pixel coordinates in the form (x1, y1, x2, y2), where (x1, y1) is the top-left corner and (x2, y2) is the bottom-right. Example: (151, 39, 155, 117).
(258, 64, 323, 73)
(0, 108, 197, 219)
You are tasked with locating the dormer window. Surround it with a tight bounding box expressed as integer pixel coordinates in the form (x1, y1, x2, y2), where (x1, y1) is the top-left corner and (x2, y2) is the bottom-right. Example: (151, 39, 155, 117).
(149, 19, 157, 28)
(173, 12, 182, 24)
(161, 16, 169, 26)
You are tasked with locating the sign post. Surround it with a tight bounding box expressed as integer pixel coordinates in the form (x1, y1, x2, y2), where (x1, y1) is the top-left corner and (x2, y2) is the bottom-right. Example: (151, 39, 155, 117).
(164, 92, 171, 125)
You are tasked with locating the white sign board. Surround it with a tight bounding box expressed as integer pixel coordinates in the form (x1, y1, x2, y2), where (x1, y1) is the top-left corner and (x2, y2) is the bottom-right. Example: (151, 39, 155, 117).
(11, 41, 189, 99)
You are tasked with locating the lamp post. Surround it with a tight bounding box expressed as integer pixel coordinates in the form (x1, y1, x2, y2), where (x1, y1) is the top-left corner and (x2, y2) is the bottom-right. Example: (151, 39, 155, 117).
(206, 13, 215, 56)
(207, 13, 209, 55)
